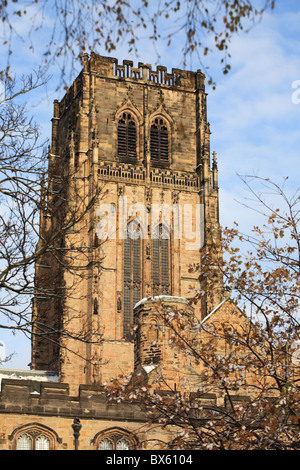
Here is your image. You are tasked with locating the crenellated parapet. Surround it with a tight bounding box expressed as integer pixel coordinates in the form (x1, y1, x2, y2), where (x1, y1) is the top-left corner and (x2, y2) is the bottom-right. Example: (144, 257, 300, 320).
(0, 379, 144, 421)
(87, 52, 204, 90)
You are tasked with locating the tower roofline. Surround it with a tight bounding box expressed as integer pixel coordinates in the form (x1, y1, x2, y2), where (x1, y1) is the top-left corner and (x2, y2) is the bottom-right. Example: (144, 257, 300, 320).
(81, 52, 205, 91)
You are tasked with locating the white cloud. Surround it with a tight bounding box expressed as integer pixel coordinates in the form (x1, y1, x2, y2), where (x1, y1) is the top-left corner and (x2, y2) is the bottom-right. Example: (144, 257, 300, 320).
(207, 6, 300, 226)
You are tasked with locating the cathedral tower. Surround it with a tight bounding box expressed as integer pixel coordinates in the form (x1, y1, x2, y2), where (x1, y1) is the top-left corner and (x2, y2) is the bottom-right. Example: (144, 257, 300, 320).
(32, 53, 221, 394)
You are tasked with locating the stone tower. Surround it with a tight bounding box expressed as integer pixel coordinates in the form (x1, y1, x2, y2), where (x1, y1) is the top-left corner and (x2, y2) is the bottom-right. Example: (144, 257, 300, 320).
(32, 53, 221, 395)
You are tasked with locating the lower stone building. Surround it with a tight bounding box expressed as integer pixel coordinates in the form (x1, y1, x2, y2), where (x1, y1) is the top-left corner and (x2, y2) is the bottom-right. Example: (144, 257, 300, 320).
(0, 296, 250, 450)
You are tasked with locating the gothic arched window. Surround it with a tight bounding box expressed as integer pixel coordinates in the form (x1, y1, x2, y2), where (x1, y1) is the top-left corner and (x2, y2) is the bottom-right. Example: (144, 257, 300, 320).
(123, 221, 142, 340)
(118, 112, 137, 162)
(152, 223, 170, 295)
(16, 434, 33, 450)
(11, 424, 58, 450)
(98, 437, 130, 450)
(93, 428, 137, 450)
(150, 117, 169, 166)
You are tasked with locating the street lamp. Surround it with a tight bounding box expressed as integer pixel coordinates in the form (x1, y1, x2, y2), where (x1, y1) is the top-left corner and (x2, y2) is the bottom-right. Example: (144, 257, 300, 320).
(72, 418, 82, 450)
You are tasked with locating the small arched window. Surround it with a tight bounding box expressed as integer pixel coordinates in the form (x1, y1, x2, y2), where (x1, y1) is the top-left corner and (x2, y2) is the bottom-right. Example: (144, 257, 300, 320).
(93, 428, 137, 450)
(35, 435, 51, 450)
(12, 425, 56, 450)
(123, 221, 142, 341)
(118, 112, 137, 162)
(150, 117, 169, 166)
(16, 433, 51, 450)
(16, 434, 32, 450)
(98, 436, 130, 450)
(98, 438, 113, 450)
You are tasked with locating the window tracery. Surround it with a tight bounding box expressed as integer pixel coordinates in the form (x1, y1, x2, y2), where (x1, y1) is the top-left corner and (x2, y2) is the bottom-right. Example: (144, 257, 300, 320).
(11, 424, 57, 450)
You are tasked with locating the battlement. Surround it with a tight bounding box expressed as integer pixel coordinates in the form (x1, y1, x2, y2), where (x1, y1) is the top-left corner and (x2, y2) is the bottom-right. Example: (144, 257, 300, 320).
(85, 52, 205, 90)
(0, 379, 144, 421)
(54, 53, 206, 119)
(0, 378, 252, 421)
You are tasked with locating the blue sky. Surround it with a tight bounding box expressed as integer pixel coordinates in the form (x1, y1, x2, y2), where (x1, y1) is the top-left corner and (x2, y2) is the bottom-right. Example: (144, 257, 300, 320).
(1, 0, 300, 370)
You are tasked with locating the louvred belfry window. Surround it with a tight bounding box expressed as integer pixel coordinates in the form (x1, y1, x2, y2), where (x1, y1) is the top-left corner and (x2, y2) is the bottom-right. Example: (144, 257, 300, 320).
(118, 112, 137, 161)
(150, 118, 169, 166)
